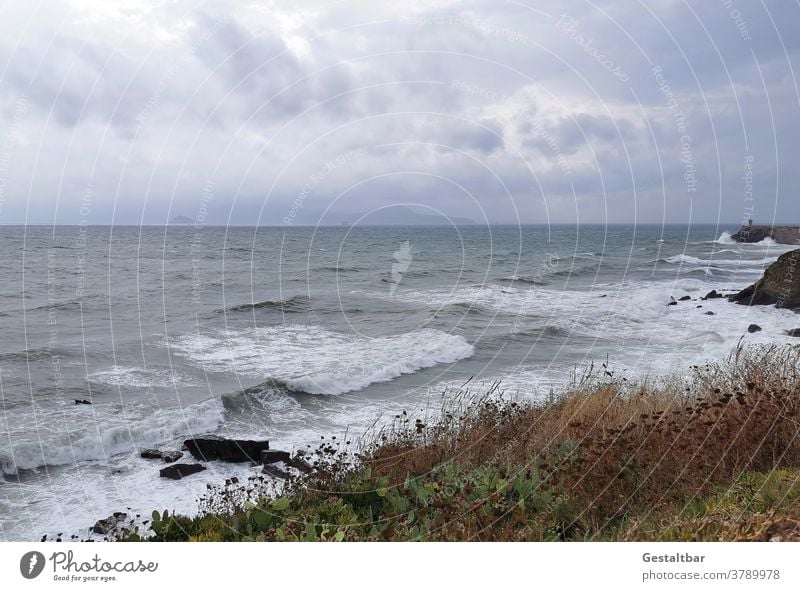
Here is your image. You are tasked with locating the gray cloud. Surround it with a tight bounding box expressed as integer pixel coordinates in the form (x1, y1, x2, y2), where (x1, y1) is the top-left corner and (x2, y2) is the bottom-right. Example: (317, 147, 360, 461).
(0, 0, 798, 225)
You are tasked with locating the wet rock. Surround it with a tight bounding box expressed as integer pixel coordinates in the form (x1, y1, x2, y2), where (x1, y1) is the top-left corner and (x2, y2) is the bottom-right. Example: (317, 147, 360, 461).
(703, 290, 723, 300)
(184, 435, 269, 463)
(786, 328, 800, 337)
(91, 512, 128, 535)
(140, 449, 183, 462)
(289, 455, 313, 474)
(705, 311, 715, 315)
(667, 297, 677, 306)
(261, 450, 292, 465)
(161, 451, 184, 463)
(159, 463, 206, 480)
(748, 324, 762, 333)
(678, 295, 691, 301)
(262, 464, 290, 479)
(730, 249, 800, 308)
(74, 399, 91, 405)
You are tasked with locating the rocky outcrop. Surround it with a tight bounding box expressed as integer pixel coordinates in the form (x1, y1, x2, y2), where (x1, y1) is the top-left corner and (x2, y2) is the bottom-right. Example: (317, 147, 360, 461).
(260, 449, 313, 473)
(261, 450, 292, 464)
(159, 463, 206, 480)
(92, 512, 127, 535)
(732, 225, 800, 245)
(184, 436, 270, 463)
(161, 451, 183, 463)
(140, 449, 184, 463)
(729, 249, 800, 309)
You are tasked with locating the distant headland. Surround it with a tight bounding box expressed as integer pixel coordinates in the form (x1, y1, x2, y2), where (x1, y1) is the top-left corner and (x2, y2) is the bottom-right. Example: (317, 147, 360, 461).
(732, 220, 800, 244)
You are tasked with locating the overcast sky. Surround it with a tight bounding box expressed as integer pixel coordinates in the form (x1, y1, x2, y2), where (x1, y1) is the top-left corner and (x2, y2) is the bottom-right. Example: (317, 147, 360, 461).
(0, 0, 798, 225)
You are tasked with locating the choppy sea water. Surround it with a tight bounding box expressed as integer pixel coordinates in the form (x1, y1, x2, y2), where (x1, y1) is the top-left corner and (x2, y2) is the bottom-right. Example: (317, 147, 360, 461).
(1, 224, 798, 541)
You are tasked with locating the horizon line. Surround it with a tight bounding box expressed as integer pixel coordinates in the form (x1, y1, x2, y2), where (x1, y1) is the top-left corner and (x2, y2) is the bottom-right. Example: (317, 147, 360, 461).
(0, 221, 770, 228)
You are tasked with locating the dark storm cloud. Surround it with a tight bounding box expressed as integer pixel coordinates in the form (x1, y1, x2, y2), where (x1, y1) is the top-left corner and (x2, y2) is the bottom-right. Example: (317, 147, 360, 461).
(0, 0, 798, 224)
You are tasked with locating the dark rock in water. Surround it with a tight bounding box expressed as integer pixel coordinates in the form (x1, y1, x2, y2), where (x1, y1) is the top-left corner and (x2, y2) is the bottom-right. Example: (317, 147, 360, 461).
(732, 224, 800, 245)
(261, 450, 292, 465)
(159, 463, 206, 480)
(678, 295, 691, 301)
(696, 305, 703, 308)
(262, 464, 290, 479)
(703, 290, 723, 300)
(161, 451, 183, 463)
(140, 449, 182, 462)
(184, 435, 269, 463)
(289, 455, 313, 474)
(786, 328, 800, 337)
(730, 249, 800, 308)
(748, 324, 762, 333)
(74, 399, 91, 405)
(92, 512, 127, 535)
(705, 311, 715, 315)
(667, 297, 677, 306)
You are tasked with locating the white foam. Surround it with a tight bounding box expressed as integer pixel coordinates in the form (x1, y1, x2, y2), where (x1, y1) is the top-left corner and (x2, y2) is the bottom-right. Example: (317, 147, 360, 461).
(90, 366, 195, 388)
(714, 231, 735, 244)
(0, 398, 224, 475)
(663, 253, 777, 268)
(170, 326, 474, 395)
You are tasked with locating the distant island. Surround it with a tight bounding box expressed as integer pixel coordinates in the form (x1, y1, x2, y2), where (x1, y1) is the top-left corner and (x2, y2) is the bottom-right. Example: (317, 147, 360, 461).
(169, 215, 194, 225)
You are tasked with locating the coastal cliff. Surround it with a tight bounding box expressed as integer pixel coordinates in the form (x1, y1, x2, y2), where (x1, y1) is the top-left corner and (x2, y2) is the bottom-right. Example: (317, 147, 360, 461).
(730, 248, 800, 308)
(732, 224, 800, 244)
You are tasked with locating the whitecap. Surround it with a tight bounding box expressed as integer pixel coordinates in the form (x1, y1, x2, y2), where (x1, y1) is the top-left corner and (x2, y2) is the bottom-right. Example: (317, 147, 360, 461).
(170, 326, 474, 395)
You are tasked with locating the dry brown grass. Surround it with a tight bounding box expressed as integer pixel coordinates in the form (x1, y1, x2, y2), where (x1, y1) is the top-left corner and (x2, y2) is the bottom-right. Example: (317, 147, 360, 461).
(125, 345, 800, 542)
(365, 345, 800, 530)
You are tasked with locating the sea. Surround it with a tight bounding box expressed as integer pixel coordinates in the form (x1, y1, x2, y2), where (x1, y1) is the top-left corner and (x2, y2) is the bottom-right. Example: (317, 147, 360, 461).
(1, 223, 799, 541)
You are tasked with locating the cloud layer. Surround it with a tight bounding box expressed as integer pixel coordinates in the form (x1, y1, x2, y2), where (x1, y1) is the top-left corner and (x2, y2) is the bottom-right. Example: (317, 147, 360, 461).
(0, 0, 798, 225)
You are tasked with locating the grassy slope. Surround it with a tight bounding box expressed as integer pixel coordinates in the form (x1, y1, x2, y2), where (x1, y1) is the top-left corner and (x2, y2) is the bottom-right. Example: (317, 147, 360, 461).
(124, 346, 800, 542)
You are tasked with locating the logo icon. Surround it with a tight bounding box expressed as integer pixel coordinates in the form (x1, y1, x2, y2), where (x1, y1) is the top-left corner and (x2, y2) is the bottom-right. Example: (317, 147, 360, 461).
(20, 551, 46, 579)
(389, 241, 413, 296)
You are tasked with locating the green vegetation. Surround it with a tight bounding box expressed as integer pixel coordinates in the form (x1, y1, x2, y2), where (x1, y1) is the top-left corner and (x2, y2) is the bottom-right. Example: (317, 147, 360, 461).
(118, 346, 800, 542)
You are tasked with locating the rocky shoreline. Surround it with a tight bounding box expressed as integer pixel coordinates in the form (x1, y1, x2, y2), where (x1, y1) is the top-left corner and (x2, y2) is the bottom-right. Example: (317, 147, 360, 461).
(729, 248, 800, 309)
(83, 247, 800, 540)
